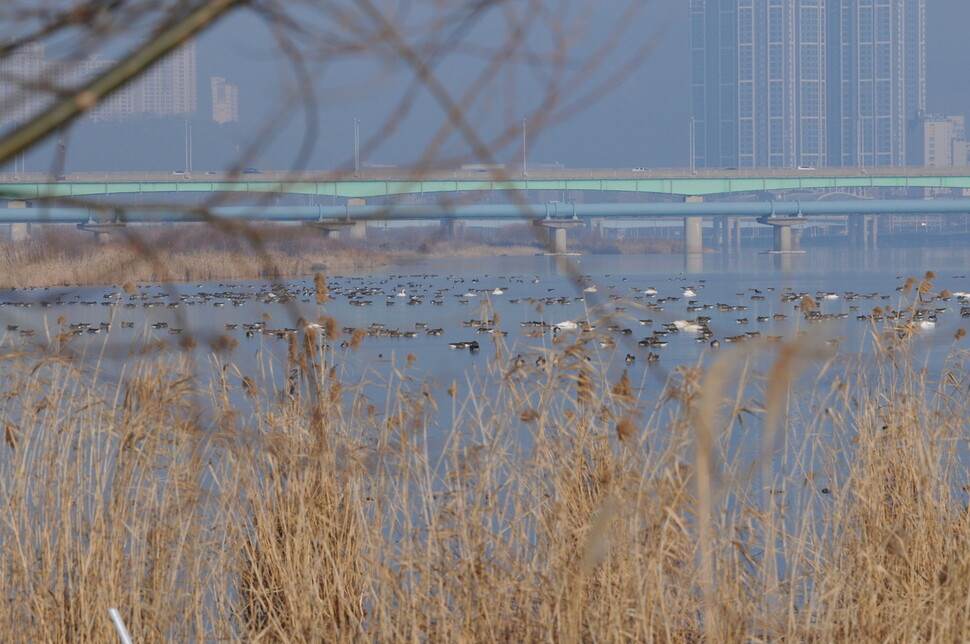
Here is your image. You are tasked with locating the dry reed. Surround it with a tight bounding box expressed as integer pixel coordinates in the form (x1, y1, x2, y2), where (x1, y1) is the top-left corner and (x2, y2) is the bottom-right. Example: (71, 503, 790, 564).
(0, 307, 968, 642)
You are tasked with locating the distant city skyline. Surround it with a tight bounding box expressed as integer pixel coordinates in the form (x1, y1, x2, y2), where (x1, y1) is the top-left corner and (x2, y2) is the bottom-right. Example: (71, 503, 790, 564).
(689, 0, 926, 169)
(189, 0, 966, 172)
(0, 40, 209, 126)
(2, 1, 969, 173)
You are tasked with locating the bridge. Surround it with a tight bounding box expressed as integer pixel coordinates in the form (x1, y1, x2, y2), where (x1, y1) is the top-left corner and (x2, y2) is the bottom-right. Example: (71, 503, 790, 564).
(1, 198, 968, 256)
(1, 167, 969, 255)
(1, 167, 970, 200)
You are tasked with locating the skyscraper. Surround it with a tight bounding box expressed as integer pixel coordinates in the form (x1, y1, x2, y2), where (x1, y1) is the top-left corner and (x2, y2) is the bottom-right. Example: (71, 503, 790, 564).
(0, 41, 197, 129)
(689, 0, 925, 169)
(211, 77, 239, 125)
(138, 40, 197, 116)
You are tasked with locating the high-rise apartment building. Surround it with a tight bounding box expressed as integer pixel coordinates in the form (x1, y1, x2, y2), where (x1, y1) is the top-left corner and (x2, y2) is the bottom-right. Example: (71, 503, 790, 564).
(690, 0, 925, 168)
(0, 41, 197, 129)
(139, 41, 197, 116)
(211, 77, 239, 125)
(910, 114, 966, 167)
(0, 44, 59, 127)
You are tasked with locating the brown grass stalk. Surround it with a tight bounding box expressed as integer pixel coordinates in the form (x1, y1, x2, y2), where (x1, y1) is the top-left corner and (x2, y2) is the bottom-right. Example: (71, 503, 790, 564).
(0, 319, 968, 641)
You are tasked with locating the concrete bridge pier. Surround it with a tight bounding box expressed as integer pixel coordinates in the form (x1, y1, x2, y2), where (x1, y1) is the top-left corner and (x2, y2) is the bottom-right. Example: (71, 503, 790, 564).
(304, 219, 367, 239)
(849, 215, 878, 250)
(683, 196, 705, 257)
(10, 223, 30, 242)
(533, 218, 582, 254)
(774, 224, 792, 253)
(587, 217, 606, 240)
(729, 217, 742, 252)
(301, 198, 366, 238)
(712, 216, 726, 252)
(683, 217, 703, 254)
(712, 216, 740, 253)
(756, 215, 807, 254)
(7, 201, 29, 241)
(77, 220, 126, 243)
(440, 218, 466, 238)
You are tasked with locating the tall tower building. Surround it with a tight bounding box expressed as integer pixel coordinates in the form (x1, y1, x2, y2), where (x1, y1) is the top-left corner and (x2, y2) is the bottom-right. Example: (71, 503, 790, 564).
(911, 114, 966, 167)
(0, 40, 198, 127)
(211, 77, 239, 125)
(0, 44, 54, 128)
(690, 0, 925, 169)
(827, 0, 925, 167)
(139, 40, 197, 116)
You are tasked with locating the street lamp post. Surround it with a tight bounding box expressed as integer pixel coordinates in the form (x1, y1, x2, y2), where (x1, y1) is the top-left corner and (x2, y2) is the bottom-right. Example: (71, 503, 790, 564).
(184, 120, 193, 173)
(522, 118, 527, 178)
(689, 116, 696, 172)
(354, 118, 360, 177)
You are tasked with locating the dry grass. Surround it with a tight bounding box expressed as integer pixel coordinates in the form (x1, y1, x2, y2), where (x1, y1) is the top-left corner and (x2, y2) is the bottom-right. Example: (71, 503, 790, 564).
(0, 223, 688, 288)
(0, 306, 968, 642)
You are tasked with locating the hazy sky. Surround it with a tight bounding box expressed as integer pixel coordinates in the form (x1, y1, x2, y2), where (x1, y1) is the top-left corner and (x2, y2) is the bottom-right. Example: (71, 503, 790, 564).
(47, 1, 970, 172)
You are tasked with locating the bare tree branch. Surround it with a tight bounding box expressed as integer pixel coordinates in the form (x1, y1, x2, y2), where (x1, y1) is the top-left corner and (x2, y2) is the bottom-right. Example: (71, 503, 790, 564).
(0, 0, 244, 167)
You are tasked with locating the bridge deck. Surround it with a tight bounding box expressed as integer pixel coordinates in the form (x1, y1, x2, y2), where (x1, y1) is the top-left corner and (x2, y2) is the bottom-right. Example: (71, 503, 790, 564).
(1, 167, 970, 200)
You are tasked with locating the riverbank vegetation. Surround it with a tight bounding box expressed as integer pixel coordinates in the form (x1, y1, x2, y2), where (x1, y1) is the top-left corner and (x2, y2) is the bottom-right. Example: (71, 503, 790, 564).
(0, 223, 687, 288)
(0, 285, 968, 642)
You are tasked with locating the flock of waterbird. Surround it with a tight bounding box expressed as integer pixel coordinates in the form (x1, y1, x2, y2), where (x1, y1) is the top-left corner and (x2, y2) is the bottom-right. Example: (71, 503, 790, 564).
(0, 269, 963, 371)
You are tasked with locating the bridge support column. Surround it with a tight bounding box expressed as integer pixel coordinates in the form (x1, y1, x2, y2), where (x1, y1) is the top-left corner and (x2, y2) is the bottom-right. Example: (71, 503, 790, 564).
(720, 216, 741, 253)
(730, 217, 742, 252)
(10, 223, 29, 242)
(7, 201, 29, 241)
(77, 221, 125, 243)
(440, 219, 466, 238)
(712, 216, 731, 253)
(533, 218, 582, 254)
(304, 219, 365, 239)
(349, 220, 367, 239)
(683, 217, 703, 255)
(346, 198, 367, 239)
(773, 225, 792, 253)
(683, 196, 705, 256)
(756, 215, 807, 255)
(550, 227, 568, 254)
(587, 217, 605, 240)
(850, 215, 878, 250)
(848, 215, 877, 249)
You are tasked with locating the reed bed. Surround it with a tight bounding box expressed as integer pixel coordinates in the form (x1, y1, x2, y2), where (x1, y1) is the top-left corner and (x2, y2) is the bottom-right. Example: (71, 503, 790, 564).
(0, 223, 687, 288)
(0, 225, 546, 288)
(0, 303, 968, 642)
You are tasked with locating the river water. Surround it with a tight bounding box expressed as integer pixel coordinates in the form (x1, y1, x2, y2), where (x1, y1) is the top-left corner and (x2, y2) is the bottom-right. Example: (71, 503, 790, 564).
(0, 246, 966, 449)
(1, 247, 964, 358)
(3, 245, 970, 551)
